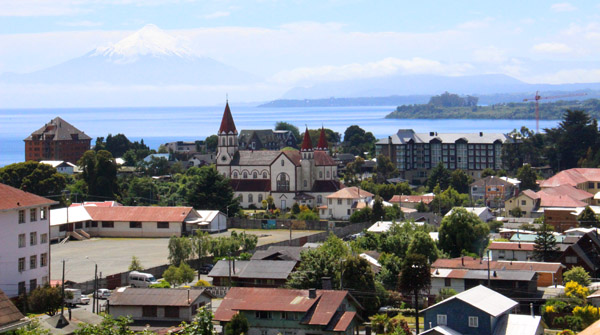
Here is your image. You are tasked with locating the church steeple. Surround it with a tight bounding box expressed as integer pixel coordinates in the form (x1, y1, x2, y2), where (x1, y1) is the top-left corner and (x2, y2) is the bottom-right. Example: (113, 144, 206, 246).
(300, 127, 313, 159)
(315, 126, 328, 151)
(216, 101, 238, 169)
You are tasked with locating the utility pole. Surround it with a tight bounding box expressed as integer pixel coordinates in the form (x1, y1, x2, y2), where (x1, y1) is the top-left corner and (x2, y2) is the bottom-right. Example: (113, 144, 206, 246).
(487, 250, 491, 287)
(61, 259, 65, 316)
(92, 264, 97, 313)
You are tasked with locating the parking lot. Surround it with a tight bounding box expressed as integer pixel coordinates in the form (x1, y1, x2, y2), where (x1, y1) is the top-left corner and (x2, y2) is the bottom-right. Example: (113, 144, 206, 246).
(51, 228, 323, 282)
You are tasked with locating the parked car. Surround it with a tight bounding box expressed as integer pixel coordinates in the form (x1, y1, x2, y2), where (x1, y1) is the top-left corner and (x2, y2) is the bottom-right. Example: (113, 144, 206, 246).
(128, 271, 159, 288)
(64, 288, 90, 306)
(199, 264, 214, 274)
(96, 289, 111, 299)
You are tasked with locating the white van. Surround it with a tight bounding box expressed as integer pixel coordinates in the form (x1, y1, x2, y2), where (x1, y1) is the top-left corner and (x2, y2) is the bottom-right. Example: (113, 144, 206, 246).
(128, 271, 159, 288)
(64, 288, 90, 307)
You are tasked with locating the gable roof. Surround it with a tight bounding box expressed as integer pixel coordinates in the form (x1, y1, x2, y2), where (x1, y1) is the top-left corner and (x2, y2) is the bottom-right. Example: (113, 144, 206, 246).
(431, 268, 536, 282)
(378, 129, 509, 145)
(488, 242, 535, 251)
(25, 116, 91, 141)
(251, 246, 306, 261)
(208, 260, 296, 280)
(84, 206, 195, 222)
(540, 168, 600, 188)
(470, 176, 514, 188)
(0, 289, 25, 328)
(432, 257, 564, 273)
(422, 285, 518, 317)
(492, 314, 542, 335)
(326, 187, 373, 199)
(108, 287, 211, 306)
(214, 287, 361, 327)
(0, 183, 57, 211)
(389, 194, 434, 204)
(219, 102, 237, 134)
(232, 150, 282, 166)
(520, 189, 540, 200)
(314, 151, 336, 166)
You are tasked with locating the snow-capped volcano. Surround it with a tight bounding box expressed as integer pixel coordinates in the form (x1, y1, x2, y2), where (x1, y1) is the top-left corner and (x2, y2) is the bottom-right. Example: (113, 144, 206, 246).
(0, 24, 259, 86)
(93, 24, 192, 62)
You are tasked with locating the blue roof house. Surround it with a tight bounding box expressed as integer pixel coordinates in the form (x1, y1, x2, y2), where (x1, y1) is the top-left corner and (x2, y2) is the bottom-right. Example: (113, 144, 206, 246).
(421, 285, 543, 335)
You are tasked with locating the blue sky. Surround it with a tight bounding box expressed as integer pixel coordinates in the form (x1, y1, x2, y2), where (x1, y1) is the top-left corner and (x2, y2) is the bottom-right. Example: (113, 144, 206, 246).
(0, 1, 600, 107)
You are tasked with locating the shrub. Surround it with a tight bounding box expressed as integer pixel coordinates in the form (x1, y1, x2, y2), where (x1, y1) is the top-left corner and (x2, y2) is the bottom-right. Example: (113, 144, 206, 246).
(564, 266, 592, 287)
(194, 279, 211, 287)
(149, 280, 171, 288)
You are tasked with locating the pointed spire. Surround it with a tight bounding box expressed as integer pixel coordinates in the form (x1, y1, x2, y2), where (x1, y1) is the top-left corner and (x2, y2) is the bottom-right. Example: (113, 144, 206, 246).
(218, 101, 237, 134)
(315, 126, 328, 151)
(301, 126, 313, 152)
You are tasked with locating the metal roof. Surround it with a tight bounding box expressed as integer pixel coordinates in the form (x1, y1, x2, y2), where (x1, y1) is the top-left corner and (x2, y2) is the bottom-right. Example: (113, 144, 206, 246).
(492, 314, 542, 335)
(108, 288, 210, 306)
(208, 260, 296, 280)
(377, 129, 509, 145)
(0, 183, 57, 211)
(422, 285, 517, 317)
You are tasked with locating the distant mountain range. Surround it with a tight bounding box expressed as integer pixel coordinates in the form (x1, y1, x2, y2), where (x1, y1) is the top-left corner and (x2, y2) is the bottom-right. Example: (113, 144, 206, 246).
(278, 73, 600, 101)
(0, 24, 259, 86)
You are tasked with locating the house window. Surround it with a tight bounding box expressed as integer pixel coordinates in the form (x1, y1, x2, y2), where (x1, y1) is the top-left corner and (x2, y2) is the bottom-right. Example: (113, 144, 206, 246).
(566, 256, 578, 264)
(30, 208, 37, 221)
(521, 200, 526, 206)
(317, 195, 322, 204)
(29, 279, 37, 292)
(41, 208, 47, 220)
(75, 222, 82, 229)
(337, 199, 342, 205)
(165, 306, 179, 318)
(281, 160, 285, 166)
(243, 172, 248, 178)
(41, 253, 48, 267)
(319, 171, 323, 178)
(59, 225, 67, 232)
(233, 172, 239, 178)
(303, 180, 307, 187)
(258, 194, 263, 202)
(130, 222, 142, 229)
(19, 234, 25, 248)
(248, 194, 254, 203)
(19, 210, 25, 223)
(437, 314, 447, 326)
(263, 172, 268, 178)
(253, 172, 258, 179)
(589, 182, 594, 189)
(261, 331, 268, 335)
(326, 171, 330, 178)
(18, 258, 25, 272)
(30, 232, 37, 245)
(41, 233, 47, 244)
(468, 316, 479, 328)
(445, 278, 451, 287)
(30, 255, 37, 269)
(102, 221, 114, 228)
(498, 250, 505, 259)
(143, 306, 157, 317)
(18, 282, 26, 295)
(255, 311, 271, 319)
(157, 222, 169, 229)
(91, 221, 98, 228)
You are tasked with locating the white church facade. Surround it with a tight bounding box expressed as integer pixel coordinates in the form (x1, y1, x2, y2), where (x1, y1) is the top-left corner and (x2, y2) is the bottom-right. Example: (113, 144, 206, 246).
(215, 103, 343, 209)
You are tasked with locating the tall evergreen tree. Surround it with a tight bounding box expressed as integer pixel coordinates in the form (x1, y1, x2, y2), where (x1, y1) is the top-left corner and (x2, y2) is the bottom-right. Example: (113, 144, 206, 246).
(399, 254, 430, 335)
(577, 206, 599, 227)
(427, 163, 451, 192)
(533, 223, 559, 262)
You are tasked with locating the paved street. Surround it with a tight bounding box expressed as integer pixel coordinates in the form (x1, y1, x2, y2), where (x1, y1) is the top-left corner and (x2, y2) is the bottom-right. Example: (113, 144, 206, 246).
(51, 229, 323, 282)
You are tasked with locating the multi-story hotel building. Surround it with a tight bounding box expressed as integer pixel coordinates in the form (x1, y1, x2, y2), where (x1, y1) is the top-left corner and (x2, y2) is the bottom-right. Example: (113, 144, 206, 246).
(24, 117, 92, 164)
(376, 129, 512, 184)
(0, 183, 57, 297)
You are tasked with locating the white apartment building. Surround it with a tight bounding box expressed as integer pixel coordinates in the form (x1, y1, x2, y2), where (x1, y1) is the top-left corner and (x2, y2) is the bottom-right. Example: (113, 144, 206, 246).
(0, 183, 57, 297)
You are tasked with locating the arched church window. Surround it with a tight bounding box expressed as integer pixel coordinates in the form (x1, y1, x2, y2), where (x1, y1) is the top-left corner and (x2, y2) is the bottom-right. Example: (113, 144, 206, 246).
(258, 194, 263, 202)
(253, 172, 258, 179)
(277, 173, 290, 191)
(233, 171, 238, 178)
(243, 172, 248, 178)
(319, 171, 323, 178)
(248, 194, 253, 203)
(263, 172, 268, 178)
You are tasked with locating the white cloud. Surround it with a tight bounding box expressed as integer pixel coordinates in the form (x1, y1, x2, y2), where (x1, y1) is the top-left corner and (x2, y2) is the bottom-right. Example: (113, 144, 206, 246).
(524, 68, 600, 84)
(550, 3, 577, 12)
(473, 46, 507, 64)
(532, 42, 572, 54)
(0, 0, 196, 16)
(204, 11, 230, 19)
(269, 57, 473, 84)
(457, 17, 494, 30)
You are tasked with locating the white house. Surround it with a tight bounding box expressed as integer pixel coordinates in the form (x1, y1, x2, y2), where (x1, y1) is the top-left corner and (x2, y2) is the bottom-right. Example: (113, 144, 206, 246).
(446, 206, 495, 222)
(195, 210, 227, 233)
(488, 242, 535, 261)
(40, 160, 78, 175)
(318, 187, 374, 220)
(0, 183, 57, 297)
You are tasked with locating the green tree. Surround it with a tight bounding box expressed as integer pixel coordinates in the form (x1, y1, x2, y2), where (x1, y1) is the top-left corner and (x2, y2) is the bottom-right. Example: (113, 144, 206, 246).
(517, 164, 539, 191)
(427, 163, 451, 192)
(577, 206, 599, 227)
(450, 169, 472, 194)
(399, 254, 431, 335)
(0, 161, 66, 198)
(128, 256, 144, 271)
(344, 157, 365, 186)
(407, 231, 439, 263)
(436, 288, 457, 302)
(124, 177, 158, 205)
(369, 313, 390, 334)
(298, 209, 319, 221)
(481, 168, 496, 178)
(375, 154, 398, 183)
(178, 307, 215, 335)
(162, 263, 194, 286)
(349, 207, 372, 223)
(168, 236, 193, 266)
(27, 285, 64, 316)
(533, 223, 559, 262)
(185, 166, 240, 216)
(384, 204, 404, 221)
(342, 125, 376, 156)
(104, 133, 133, 158)
(275, 122, 301, 143)
(563, 266, 592, 287)
(438, 207, 488, 257)
(416, 201, 429, 212)
(340, 255, 380, 314)
(509, 206, 523, 218)
(429, 186, 469, 215)
(501, 127, 546, 173)
(372, 196, 386, 223)
(291, 202, 301, 215)
(377, 253, 402, 290)
(78, 150, 118, 200)
(225, 312, 249, 335)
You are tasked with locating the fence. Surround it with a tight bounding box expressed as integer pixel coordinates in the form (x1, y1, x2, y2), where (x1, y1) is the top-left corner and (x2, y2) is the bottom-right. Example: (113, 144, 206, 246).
(70, 220, 371, 293)
(229, 218, 330, 231)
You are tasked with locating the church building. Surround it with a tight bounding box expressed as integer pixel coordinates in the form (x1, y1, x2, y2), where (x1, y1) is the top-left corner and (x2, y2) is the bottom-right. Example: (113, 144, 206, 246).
(216, 102, 343, 209)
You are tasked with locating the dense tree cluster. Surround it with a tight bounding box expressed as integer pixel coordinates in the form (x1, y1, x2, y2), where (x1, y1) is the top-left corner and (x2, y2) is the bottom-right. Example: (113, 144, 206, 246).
(342, 125, 376, 156)
(0, 161, 66, 201)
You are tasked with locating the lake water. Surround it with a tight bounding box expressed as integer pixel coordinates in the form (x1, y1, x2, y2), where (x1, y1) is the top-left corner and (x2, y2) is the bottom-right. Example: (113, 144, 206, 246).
(0, 105, 559, 167)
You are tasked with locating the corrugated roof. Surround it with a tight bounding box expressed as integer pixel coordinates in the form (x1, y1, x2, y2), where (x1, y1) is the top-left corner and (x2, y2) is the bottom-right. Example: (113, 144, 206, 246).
(232, 151, 281, 166)
(470, 176, 514, 188)
(25, 117, 91, 141)
(312, 180, 343, 193)
(326, 187, 373, 199)
(208, 260, 296, 280)
(389, 195, 434, 204)
(492, 314, 542, 335)
(85, 206, 195, 222)
(540, 168, 600, 188)
(0, 183, 57, 211)
(251, 246, 306, 261)
(521, 190, 540, 200)
(432, 257, 563, 273)
(539, 185, 593, 201)
(108, 288, 209, 306)
(332, 311, 356, 331)
(50, 206, 93, 226)
(0, 289, 24, 327)
(420, 325, 463, 335)
(488, 242, 535, 251)
(308, 291, 347, 325)
(422, 285, 517, 317)
(432, 269, 536, 281)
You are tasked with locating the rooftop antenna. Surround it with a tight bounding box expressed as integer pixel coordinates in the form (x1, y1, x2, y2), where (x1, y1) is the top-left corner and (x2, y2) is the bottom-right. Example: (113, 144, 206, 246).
(226, 93, 228, 103)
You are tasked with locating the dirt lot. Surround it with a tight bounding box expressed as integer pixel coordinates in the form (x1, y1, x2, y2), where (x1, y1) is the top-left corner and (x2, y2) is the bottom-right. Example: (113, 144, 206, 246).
(50, 228, 323, 282)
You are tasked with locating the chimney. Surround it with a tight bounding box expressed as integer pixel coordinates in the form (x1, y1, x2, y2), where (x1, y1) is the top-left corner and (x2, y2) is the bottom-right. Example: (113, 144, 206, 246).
(461, 256, 464, 266)
(321, 277, 332, 290)
(429, 132, 434, 136)
(530, 303, 534, 317)
(518, 241, 521, 249)
(493, 271, 497, 277)
(309, 288, 317, 299)
(479, 132, 483, 137)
